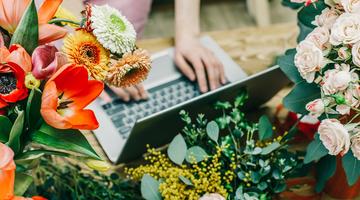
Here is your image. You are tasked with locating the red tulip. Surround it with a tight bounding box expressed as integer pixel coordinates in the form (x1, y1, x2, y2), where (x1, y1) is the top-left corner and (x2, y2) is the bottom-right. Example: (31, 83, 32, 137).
(41, 64, 103, 130)
(32, 45, 67, 80)
(0, 44, 32, 72)
(0, 62, 28, 109)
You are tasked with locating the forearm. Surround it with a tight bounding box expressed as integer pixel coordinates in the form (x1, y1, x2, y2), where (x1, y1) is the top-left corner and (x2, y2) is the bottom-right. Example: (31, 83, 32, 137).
(175, 0, 200, 41)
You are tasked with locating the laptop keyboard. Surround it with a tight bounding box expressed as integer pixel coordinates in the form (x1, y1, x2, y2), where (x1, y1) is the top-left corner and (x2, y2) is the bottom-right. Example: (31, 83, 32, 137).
(101, 77, 201, 139)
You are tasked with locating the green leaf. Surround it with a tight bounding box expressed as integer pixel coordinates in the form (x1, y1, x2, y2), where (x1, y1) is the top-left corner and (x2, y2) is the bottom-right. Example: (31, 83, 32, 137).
(261, 142, 281, 155)
(141, 174, 162, 200)
(258, 115, 273, 140)
(14, 173, 33, 196)
(15, 149, 71, 161)
(7, 111, 25, 154)
(281, 0, 303, 9)
(26, 88, 42, 129)
(304, 134, 328, 164)
(0, 115, 12, 143)
(315, 155, 336, 192)
(179, 175, 193, 186)
(206, 121, 219, 143)
(31, 123, 100, 159)
(167, 134, 187, 165)
(10, 0, 38, 54)
(342, 151, 360, 186)
(277, 49, 303, 84)
(185, 146, 208, 164)
(251, 171, 261, 184)
(235, 186, 244, 200)
(283, 81, 320, 114)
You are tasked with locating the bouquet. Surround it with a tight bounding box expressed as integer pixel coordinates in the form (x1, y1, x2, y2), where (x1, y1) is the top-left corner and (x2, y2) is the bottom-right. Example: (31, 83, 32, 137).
(280, 0, 360, 193)
(0, 0, 151, 199)
(126, 92, 302, 200)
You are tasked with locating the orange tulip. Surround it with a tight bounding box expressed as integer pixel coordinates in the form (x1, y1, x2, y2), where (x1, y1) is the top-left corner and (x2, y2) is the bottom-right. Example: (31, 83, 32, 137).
(0, 143, 48, 200)
(0, 0, 67, 44)
(41, 64, 103, 130)
(0, 44, 32, 72)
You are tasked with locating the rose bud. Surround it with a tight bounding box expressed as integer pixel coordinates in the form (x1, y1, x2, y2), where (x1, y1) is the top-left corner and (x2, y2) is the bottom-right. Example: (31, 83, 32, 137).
(306, 98, 325, 118)
(32, 45, 67, 80)
(338, 46, 351, 60)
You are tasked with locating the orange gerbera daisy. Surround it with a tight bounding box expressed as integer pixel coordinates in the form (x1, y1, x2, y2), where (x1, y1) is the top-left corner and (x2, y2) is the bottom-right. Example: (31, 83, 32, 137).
(40, 64, 103, 130)
(63, 30, 110, 81)
(0, 0, 67, 44)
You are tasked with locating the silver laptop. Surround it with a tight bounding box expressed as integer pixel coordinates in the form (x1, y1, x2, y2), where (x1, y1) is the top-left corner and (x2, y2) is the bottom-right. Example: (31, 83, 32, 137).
(89, 36, 289, 163)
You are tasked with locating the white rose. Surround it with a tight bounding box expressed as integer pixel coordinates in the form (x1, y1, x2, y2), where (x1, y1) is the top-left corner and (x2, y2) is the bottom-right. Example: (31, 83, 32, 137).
(338, 46, 351, 60)
(351, 133, 360, 160)
(313, 8, 339, 29)
(199, 193, 225, 200)
(322, 64, 352, 95)
(306, 27, 330, 50)
(341, 0, 360, 13)
(338, 84, 360, 114)
(294, 40, 325, 83)
(330, 13, 360, 45)
(352, 42, 360, 67)
(318, 118, 350, 156)
(306, 99, 325, 117)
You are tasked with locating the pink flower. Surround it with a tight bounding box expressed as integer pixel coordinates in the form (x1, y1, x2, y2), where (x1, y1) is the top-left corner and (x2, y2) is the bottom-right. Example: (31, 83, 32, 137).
(199, 193, 225, 200)
(31, 45, 67, 80)
(318, 119, 350, 156)
(306, 98, 325, 118)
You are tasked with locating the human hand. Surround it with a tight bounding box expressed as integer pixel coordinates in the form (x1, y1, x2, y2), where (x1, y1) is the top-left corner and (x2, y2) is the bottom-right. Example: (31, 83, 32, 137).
(100, 84, 148, 102)
(175, 36, 226, 93)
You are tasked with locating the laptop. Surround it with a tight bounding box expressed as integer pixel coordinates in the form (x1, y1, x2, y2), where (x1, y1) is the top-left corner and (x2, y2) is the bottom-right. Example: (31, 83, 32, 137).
(89, 36, 290, 163)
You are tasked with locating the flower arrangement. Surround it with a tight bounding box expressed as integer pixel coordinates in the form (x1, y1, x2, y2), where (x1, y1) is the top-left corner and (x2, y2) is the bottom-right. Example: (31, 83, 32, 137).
(126, 92, 302, 200)
(0, 0, 150, 198)
(280, 0, 360, 193)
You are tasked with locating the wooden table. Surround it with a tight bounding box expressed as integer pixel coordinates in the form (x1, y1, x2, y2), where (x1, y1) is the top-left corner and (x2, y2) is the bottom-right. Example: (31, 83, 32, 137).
(85, 22, 299, 164)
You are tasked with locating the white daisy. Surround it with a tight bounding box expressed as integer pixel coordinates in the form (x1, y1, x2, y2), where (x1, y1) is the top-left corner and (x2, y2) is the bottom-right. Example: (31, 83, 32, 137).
(90, 4, 137, 55)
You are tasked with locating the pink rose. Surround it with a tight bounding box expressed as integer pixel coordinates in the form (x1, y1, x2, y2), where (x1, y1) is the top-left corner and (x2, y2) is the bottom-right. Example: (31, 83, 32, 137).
(318, 119, 350, 156)
(31, 45, 67, 80)
(313, 8, 339, 28)
(351, 133, 360, 160)
(306, 27, 330, 52)
(322, 64, 353, 95)
(199, 193, 225, 200)
(306, 99, 325, 118)
(341, 0, 360, 13)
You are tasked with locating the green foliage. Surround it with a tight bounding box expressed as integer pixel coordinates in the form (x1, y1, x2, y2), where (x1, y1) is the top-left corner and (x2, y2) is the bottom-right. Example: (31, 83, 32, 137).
(206, 121, 219, 143)
(0, 115, 12, 142)
(185, 146, 208, 164)
(281, 0, 304, 9)
(31, 123, 100, 159)
(10, 0, 38, 54)
(304, 134, 328, 164)
(167, 134, 187, 165)
(14, 173, 33, 196)
(7, 110, 25, 154)
(315, 155, 336, 192)
(258, 116, 273, 140)
(26, 89, 42, 129)
(342, 151, 360, 186)
(31, 158, 142, 200)
(141, 174, 162, 200)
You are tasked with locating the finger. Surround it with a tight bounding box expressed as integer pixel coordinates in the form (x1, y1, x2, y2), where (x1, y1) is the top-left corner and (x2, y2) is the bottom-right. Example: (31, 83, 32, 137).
(125, 87, 141, 101)
(135, 84, 148, 99)
(175, 53, 196, 81)
(218, 60, 226, 84)
(110, 86, 130, 102)
(190, 56, 208, 93)
(99, 91, 112, 103)
(203, 53, 220, 90)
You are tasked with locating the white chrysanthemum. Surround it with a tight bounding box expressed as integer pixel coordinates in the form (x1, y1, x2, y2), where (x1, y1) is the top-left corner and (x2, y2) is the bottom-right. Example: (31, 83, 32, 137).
(90, 4, 136, 55)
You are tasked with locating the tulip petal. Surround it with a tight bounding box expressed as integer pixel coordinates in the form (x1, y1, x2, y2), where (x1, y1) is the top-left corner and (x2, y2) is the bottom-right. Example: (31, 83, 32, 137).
(0, 34, 4, 47)
(31, 45, 58, 79)
(38, 0, 62, 24)
(0, 99, 8, 109)
(7, 45, 32, 72)
(0, 0, 30, 33)
(0, 47, 10, 62)
(65, 109, 99, 130)
(67, 80, 104, 110)
(0, 143, 15, 200)
(38, 24, 67, 45)
(41, 81, 72, 129)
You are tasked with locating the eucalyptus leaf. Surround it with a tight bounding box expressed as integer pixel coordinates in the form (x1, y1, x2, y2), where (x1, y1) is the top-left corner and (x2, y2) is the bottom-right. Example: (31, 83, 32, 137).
(0, 115, 12, 143)
(304, 134, 328, 164)
(14, 173, 33, 196)
(7, 111, 25, 154)
(342, 151, 360, 186)
(258, 115, 273, 140)
(277, 49, 303, 84)
(261, 142, 281, 155)
(167, 134, 187, 165)
(206, 121, 219, 143)
(10, 0, 38, 53)
(185, 146, 208, 164)
(179, 175, 193, 186)
(31, 123, 100, 159)
(315, 155, 336, 192)
(141, 174, 162, 200)
(235, 186, 244, 200)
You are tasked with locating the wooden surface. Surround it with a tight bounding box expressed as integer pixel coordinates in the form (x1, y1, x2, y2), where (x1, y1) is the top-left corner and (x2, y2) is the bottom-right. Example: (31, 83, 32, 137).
(84, 22, 299, 164)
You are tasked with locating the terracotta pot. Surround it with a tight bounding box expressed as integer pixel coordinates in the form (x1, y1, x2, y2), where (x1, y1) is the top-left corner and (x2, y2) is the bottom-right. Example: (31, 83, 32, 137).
(324, 157, 360, 199)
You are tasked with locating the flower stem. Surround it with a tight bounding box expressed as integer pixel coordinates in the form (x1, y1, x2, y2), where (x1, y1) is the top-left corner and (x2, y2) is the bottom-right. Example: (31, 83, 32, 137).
(48, 18, 80, 26)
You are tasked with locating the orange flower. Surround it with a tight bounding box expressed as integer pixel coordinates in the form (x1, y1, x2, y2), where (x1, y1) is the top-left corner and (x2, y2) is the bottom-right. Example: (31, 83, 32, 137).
(0, 0, 67, 44)
(0, 143, 47, 200)
(0, 44, 32, 72)
(41, 64, 103, 130)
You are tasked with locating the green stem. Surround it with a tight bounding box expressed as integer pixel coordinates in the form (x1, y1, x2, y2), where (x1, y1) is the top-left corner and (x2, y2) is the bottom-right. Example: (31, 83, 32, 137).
(48, 18, 80, 26)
